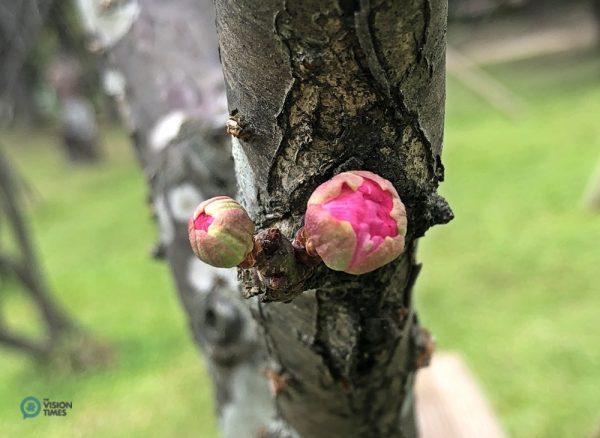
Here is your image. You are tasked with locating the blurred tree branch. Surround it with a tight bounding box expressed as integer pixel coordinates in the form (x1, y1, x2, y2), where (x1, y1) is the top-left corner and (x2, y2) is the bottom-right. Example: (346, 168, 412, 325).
(0, 147, 112, 369)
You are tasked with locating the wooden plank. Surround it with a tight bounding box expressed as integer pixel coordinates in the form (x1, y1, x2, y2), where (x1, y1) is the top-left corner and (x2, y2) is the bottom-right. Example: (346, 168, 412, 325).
(582, 157, 600, 211)
(415, 352, 507, 438)
(447, 46, 526, 120)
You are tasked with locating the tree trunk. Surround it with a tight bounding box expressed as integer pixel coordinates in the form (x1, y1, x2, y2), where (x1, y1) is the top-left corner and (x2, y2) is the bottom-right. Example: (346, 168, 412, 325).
(0, 0, 51, 124)
(75, 0, 274, 434)
(48, 54, 102, 163)
(214, 1, 451, 436)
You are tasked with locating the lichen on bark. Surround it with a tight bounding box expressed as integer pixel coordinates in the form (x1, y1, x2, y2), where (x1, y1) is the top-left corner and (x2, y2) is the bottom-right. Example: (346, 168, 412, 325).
(76, 1, 275, 436)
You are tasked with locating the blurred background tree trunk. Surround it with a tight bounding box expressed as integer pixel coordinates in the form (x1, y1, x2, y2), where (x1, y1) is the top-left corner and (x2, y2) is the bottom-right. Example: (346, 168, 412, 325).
(0, 149, 111, 370)
(46, 0, 103, 163)
(213, 0, 451, 436)
(48, 53, 101, 163)
(1, 0, 103, 163)
(0, 0, 51, 124)
(75, 0, 274, 435)
(0, 0, 109, 370)
(0, 149, 71, 357)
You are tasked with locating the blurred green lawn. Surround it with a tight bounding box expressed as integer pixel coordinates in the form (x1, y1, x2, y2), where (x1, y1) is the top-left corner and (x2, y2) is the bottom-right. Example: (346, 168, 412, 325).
(1, 48, 599, 437)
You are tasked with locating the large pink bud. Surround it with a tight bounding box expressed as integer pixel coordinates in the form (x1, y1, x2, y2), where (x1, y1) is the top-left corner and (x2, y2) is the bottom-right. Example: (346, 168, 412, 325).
(304, 171, 407, 275)
(188, 196, 255, 268)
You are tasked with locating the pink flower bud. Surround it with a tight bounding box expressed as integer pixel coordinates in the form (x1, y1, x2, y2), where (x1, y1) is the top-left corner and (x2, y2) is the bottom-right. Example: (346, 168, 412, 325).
(304, 171, 407, 275)
(188, 196, 255, 268)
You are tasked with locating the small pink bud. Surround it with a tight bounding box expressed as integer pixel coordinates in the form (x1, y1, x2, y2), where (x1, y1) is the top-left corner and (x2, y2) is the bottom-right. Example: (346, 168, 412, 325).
(188, 196, 255, 268)
(304, 171, 407, 275)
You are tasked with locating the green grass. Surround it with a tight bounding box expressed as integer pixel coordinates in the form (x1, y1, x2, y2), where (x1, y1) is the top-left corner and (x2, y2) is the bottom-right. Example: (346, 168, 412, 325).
(1, 48, 599, 437)
(0, 130, 218, 437)
(417, 48, 600, 438)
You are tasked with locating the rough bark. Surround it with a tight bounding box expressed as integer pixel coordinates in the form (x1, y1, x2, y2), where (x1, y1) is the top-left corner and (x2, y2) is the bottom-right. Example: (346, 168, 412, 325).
(75, 0, 274, 435)
(214, 1, 451, 436)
